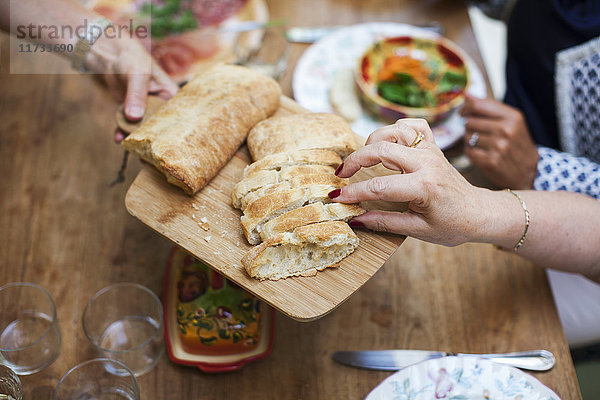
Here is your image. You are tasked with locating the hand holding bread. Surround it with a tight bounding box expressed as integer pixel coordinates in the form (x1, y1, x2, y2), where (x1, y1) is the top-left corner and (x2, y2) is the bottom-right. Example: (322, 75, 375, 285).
(331, 119, 487, 247)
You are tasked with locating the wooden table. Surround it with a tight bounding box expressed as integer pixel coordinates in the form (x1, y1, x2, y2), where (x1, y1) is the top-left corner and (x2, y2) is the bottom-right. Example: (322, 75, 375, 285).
(0, 0, 582, 398)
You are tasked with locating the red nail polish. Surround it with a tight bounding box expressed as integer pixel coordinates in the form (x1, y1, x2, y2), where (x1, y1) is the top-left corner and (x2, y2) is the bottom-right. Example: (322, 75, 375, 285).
(328, 188, 341, 199)
(348, 219, 364, 228)
(334, 163, 344, 176)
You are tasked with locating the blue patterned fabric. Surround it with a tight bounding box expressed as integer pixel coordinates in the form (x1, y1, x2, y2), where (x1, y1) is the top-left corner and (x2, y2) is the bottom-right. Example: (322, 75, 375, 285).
(534, 146, 600, 200)
(504, 0, 600, 150)
(562, 46, 600, 162)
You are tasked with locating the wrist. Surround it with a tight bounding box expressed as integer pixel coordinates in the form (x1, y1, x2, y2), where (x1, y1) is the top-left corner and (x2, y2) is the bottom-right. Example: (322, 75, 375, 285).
(471, 188, 526, 248)
(71, 17, 113, 72)
(84, 33, 122, 73)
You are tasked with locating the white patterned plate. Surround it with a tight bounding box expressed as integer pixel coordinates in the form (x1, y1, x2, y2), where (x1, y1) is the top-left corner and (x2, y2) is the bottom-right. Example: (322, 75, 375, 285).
(293, 22, 488, 150)
(365, 356, 561, 400)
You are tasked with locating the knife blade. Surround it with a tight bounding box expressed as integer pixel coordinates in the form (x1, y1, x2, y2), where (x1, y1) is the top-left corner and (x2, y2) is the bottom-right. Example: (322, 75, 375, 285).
(220, 19, 287, 34)
(332, 349, 555, 372)
(284, 22, 445, 44)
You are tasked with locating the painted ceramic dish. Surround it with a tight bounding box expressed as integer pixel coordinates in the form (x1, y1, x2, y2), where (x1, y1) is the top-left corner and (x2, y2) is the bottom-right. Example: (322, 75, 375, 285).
(356, 35, 469, 124)
(366, 356, 560, 400)
(163, 247, 274, 372)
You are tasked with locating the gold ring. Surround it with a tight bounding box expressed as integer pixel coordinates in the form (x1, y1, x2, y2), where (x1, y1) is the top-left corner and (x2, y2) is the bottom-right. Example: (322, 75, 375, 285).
(409, 131, 424, 148)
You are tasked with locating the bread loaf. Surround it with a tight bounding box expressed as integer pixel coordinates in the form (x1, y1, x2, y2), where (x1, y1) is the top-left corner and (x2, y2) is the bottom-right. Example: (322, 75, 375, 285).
(247, 113, 359, 161)
(122, 64, 281, 194)
(242, 221, 360, 280)
(259, 202, 365, 242)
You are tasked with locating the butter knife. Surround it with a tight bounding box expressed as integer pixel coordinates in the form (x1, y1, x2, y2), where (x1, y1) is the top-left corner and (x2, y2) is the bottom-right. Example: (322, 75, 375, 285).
(332, 349, 555, 372)
(285, 22, 444, 43)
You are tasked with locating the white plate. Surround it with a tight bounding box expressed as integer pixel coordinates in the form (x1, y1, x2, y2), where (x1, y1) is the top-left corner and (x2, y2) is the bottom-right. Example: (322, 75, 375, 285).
(293, 22, 487, 150)
(366, 356, 561, 400)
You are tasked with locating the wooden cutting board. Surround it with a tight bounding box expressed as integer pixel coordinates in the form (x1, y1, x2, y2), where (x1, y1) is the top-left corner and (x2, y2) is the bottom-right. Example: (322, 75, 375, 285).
(125, 96, 405, 321)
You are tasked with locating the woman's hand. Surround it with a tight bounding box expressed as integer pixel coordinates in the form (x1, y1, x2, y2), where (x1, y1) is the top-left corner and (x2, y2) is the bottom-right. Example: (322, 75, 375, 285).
(331, 119, 506, 247)
(85, 34, 179, 142)
(460, 95, 539, 189)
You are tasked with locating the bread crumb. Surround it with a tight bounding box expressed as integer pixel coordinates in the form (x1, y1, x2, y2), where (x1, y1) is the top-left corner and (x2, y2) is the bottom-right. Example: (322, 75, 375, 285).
(204, 236, 212, 242)
(191, 214, 196, 219)
(192, 204, 200, 210)
(200, 222, 210, 231)
(200, 217, 208, 223)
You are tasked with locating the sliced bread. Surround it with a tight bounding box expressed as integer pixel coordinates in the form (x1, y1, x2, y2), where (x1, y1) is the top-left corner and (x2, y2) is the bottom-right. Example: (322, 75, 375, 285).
(242, 221, 360, 280)
(241, 185, 336, 244)
(259, 202, 366, 242)
(243, 149, 342, 178)
(232, 166, 347, 210)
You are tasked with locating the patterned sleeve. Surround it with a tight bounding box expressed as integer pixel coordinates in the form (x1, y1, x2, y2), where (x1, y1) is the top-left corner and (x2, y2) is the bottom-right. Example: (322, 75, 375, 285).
(534, 146, 600, 200)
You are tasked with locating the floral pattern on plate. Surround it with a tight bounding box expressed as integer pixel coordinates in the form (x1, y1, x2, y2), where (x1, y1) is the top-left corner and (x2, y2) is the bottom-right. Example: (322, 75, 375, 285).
(292, 22, 488, 150)
(365, 356, 561, 400)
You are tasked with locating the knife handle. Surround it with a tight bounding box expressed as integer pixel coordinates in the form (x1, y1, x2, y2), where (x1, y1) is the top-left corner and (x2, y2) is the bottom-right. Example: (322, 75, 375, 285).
(456, 350, 555, 371)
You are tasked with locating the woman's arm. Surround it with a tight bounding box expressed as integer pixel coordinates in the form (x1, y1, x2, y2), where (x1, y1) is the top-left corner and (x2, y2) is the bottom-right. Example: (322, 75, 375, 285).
(475, 188, 600, 281)
(331, 119, 600, 282)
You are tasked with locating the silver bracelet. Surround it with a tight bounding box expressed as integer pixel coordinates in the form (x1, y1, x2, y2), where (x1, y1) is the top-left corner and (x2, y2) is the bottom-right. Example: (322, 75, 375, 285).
(72, 17, 112, 72)
(505, 189, 530, 251)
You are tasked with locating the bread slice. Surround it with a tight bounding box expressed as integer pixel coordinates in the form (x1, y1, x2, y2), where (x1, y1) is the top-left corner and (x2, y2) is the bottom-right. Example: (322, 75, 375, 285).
(242, 149, 342, 178)
(247, 113, 359, 160)
(231, 170, 279, 209)
(241, 185, 336, 244)
(122, 64, 281, 195)
(232, 167, 347, 210)
(240, 182, 293, 211)
(242, 221, 360, 280)
(279, 165, 336, 180)
(259, 202, 366, 242)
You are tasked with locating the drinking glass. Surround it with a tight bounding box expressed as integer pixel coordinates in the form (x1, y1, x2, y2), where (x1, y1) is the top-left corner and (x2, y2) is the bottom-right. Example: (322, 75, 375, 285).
(82, 283, 164, 376)
(0, 283, 61, 375)
(53, 358, 139, 400)
(0, 364, 22, 400)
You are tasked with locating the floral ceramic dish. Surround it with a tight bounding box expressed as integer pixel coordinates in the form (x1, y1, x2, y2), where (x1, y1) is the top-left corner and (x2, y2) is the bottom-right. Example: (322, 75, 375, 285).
(356, 35, 469, 124)
(365, 356, 560, 400)
(163, 247, 274, 372)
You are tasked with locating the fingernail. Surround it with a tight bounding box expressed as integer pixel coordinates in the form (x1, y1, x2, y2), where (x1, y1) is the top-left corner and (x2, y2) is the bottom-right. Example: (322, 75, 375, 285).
(126, 105, 144, 120)
(349, 219, 364, 228)
(328, 188, 341, 199)
(334, 163, 344, 176)
(114, 131, 125, 144)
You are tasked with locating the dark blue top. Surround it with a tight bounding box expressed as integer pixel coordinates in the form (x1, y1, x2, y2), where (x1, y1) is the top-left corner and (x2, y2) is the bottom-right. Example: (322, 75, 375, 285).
(505, 0, 600, 149)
